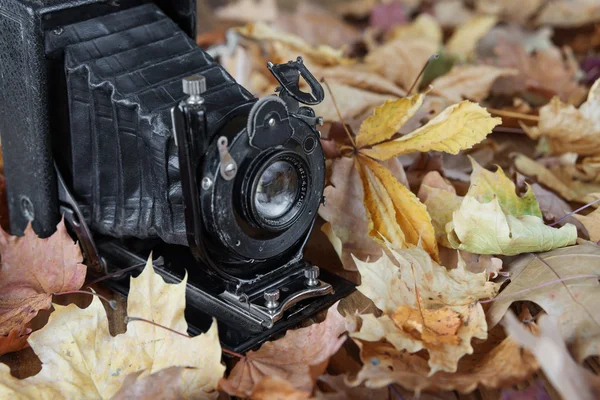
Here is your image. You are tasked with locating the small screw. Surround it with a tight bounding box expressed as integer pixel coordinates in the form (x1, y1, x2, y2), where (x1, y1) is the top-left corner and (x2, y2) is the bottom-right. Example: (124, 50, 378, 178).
(264, 289, 280, 309)
(268, 118, 276, 127)
(317, 116, 324, 126)
(304, 266, 320, 287)
(201, 177, 212, 190)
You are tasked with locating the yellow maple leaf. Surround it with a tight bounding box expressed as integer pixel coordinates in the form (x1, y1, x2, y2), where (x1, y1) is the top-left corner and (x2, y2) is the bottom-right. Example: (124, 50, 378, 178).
(0, 259, 225, 399)
(350, 244, 499, 375)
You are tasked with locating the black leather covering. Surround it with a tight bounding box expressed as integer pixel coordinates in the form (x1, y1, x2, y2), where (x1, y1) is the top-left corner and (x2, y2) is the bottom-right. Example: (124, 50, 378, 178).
(58, 4, 254, 244)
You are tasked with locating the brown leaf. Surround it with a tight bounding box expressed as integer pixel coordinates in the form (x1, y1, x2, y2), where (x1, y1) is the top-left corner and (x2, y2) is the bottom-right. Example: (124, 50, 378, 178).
(319, 158, 384, 271)
(487, 243, 600, 362)
(249, 377, 312, 400)
(316, 374, 389, 399)
(215, 0, 277, 23)
(312, 82, 395, 123)
(513, 154, 600, 204)
(111, 367, 187, 400)
(535, 0, 600, 27)
(219, 304, 347, 397)
(503, 311, 600, 400)
(574, 207, 600, 242)
(365, 37, 439, 90)
(313, 65, 406, 98)
(522, 79, 600, 156)
(0, 220, 85, 336)
(475, 0, 545, 24)
(492, 41, 586, 104)
(349, 308, 538, 393)
(0, 329, 30, 356)
(431, 65, 517, 103)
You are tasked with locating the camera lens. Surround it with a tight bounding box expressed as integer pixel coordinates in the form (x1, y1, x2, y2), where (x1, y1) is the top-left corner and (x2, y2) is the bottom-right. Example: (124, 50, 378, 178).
(254, 161, 298, 219)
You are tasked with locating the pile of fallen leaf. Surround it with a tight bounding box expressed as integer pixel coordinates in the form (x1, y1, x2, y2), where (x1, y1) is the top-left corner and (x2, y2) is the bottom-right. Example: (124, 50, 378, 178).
(2, 0, 600, 399)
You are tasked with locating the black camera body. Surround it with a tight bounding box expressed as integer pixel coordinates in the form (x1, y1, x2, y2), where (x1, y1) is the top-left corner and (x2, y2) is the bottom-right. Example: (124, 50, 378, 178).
(0, 0, 352, 351)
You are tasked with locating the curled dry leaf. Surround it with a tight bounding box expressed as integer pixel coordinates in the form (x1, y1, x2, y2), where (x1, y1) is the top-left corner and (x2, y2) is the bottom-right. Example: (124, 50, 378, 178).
(349, 308, 538, 393)
(0, 220, 85, 352)
(219, 303, 347, 397)
(523, 79, 600, 156)
(503, 311, 600, 400)
(535, 0, 600, 27)
(316, 374, 389, 399)
(0, 259, 225, 399)
(513, 154, 600, 204)
(446, 15, 498, 60)
(574, 207, 600, 242)
(488, 243, 600, 362)
(430, 65, 518, 103)
(0, 329, 30, 356)
(234, 22, 351, 66)
(350, 245, 499, 375)
(475, 0, 544, 24)
(365, 35, 438, 90)
(492, 41, 586, 104)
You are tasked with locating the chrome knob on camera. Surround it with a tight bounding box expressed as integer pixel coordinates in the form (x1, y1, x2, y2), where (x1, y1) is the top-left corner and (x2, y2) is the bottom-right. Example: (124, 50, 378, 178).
(182, 75, 206, 105)
(264, 288, 280, 310)
(304, 266, 320, 287)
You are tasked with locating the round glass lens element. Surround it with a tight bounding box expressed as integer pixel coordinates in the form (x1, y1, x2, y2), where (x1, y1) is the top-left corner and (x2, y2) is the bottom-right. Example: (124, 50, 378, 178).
(254, 161, 299, 219)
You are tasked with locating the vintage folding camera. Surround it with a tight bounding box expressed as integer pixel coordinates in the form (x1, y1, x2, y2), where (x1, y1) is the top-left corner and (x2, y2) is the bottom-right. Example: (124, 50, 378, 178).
(0, 0, 353, 351)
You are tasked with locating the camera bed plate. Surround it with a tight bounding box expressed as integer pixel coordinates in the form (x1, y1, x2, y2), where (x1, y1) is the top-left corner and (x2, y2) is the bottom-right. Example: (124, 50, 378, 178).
(96, 240, 355, 353)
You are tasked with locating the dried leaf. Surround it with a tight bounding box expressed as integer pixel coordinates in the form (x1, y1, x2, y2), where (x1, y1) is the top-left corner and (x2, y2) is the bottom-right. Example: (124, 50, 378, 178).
(219, 304, 347, 397)
(350, 310, 538, 393)
(313, 82, 395, 123)
(249, 377, 312, 400)
(386, 14, 443, 44)
(523, 79, 600, 156)
(446, 16, 498, 59)
(0, 329, 30, 356)
(574, 208, 600, 242)
(366, 37, 439, 90)
(503, 311, 600, 400)
(492, 42, 586, 104)
(0, 259, 224, 399)
(418, 184, 461, 248)
(361, 101, 500, 161)
(111, 367, 187, 400)
(0, 220, 85, 338)
(488, 243, 600, 362)
(356, 155, 438, 262)
(355, 94, 424, 148)
(235, 22, 351, 66)
(215, 0, 277, 23)
(514, 154, 600, 204)
(535, 0, 600, 27)
(351, 245, 499, 374)
(447, 195, 577, 255)
(313, 65, 406, 97)
(475, 0, 544, 24)
(431, 65, 517, 103)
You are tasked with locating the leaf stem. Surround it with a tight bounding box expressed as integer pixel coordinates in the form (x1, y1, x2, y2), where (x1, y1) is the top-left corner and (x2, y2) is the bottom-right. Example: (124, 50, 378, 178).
(406, 53, 439, 96)
(53, 290, 118, 310)
(87, 263, 146, 286)
(549, 197, 600, 227)
(125, 316, 245, 358)
(478, 274, 599, 304)
(487, 108, 539, 122)
(320, 77, 357, 149)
